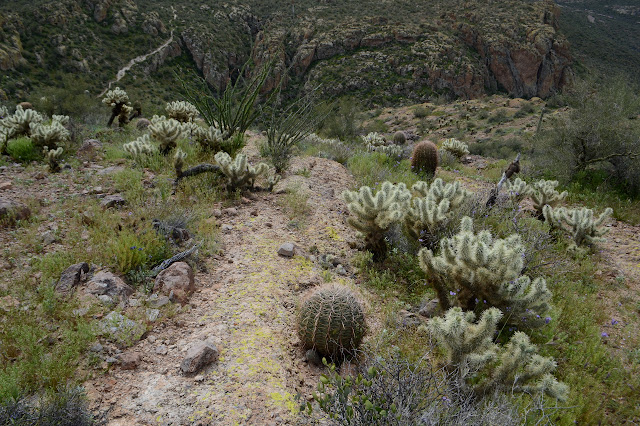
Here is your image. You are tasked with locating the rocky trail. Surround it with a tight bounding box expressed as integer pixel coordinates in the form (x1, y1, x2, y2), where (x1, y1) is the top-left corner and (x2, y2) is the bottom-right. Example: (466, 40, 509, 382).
(83, 154, 363, 425)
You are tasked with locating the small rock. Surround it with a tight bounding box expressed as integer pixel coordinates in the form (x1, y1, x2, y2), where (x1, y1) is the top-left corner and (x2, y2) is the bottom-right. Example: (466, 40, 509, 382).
(223, 207, 238, 216)
(97, 166, 125, 176)
(100, 312, 146, 347)
(90, 342, 104, 353)
(336, 264, 347, 276)
(0, 197, 31, 224)
(101, 194, 126, 209)
(155, 344, 168, 355)
(119, 352, 142, 370)
(55, 262, 89, 295)
(77, 139, 103, 160)
(418, 299, 440, 318)
(221, 224, 233, 233)
(147, 295, 170, 308)
(212, 209, 222, 218)
(105, 357, 119, 365)
(194, 375, 205, 382)
(305, 349, 322, 366)
(278, 243, 295, 258)
(146, 309, 160, 322)
(42, 231, 57, 246)
(136, 118, 151, 130)
(98, 295, 115, 306)
(86, 271, 134, 302)
(398, 310, 422, 327)
(0, 295, 20, 312)
(128, 298, 141, 307)
(0, 181, 12, 190)
(153, 262, 195, 304)
(265, 222, 273, 228)
(81, 211, 94, 225)
(241, 197, 251, 204)
(180, 341, 219, 374)
(250, 210, 258, 216)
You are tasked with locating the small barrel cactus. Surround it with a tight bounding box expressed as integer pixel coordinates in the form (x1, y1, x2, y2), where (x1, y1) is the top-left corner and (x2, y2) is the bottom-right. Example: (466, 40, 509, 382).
(298, 284, 366, 358)
(411, 141, 438, 176)
(393, 131, 406, 145)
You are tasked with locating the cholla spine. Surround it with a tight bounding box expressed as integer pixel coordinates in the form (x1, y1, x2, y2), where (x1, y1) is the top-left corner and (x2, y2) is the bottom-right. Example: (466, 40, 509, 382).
(530, 180, 567, 217)
(4, 106, 44, 136)
(166, 101, 199, 123)
(440, 138, 469, 159)
(405, 178, 470, 242)
(543, 205, 613, 248)
(29, 121, 70, 149)
(123, 134, 157, 158)
(102, 87, 131, 127)
(428, 307, 568, 401)
(214, 152, 269, 191)
(419, 216, 551, 328)
(43, 146, 64, 173)
(342, 181, 411, 258)
(504, 177, 533, 203)
(149, 118, 184, 154)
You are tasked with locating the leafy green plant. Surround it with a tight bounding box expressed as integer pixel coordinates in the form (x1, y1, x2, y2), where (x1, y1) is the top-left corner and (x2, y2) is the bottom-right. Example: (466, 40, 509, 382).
(6, 137, 39, 163)
(106, 227, 170, 276)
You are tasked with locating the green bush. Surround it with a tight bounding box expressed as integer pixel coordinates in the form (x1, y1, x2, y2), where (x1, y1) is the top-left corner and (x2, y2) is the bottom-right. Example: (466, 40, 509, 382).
(6, 137, 39, 163)
(106, 227, 171, 277)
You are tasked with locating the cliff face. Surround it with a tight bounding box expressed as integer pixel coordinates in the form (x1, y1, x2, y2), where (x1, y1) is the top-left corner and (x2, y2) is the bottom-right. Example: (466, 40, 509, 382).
(1, 0, 572, 104)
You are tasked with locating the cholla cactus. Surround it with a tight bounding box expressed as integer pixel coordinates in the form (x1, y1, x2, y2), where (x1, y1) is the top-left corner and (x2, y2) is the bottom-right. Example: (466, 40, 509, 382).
(43, 146, 64, 173)
(29, 121, 70, 149)
(194, 125, 226, 152)
(367, 143, 403, 158)
(149, 118, 184, 154)
(102, 87, 131, 127)
(362, 132, 385, 147)
(342, 182, 411, 260)
(123, 134, 157, 158)
(266, 173, 281, 192)
(214, 152, 269, 191)
(0, 129, 10, 155)
(405, 179, 470, 243)
(51, 115, 70, 126)
(543, 205, 613, 248)
(504, 177, 533, 204)
(4, 105, 44, 136)
(0, 105, 8, 119)
(441, 138, 469, 159)
(428, 307, 568, 401)
(174, 148, 187, 177)
(530, 180, 567, 218)
(166, 101, 198, 123)
(419, 216, 551, 328)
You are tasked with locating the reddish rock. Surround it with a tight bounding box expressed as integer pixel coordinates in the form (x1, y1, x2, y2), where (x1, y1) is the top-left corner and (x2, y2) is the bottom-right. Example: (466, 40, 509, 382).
(180, 341, 219, 374)
(119, 352, 142, 370)
(153, 262, 195, 304)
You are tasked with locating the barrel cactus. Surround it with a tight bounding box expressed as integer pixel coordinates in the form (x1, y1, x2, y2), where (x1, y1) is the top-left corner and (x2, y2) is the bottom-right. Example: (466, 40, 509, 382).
(297, 284, 366, 358)
(393, 131, 406, 145)
(411, 141, 438, 176)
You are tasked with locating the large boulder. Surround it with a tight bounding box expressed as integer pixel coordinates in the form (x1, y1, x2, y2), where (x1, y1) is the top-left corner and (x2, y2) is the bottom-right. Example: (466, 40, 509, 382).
(153, 262, 195, 304)
(0, 198, 31, 225)
(85, 271, 134, 302)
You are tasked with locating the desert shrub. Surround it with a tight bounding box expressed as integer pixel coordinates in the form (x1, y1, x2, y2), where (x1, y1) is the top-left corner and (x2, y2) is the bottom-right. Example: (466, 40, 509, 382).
(488, 109, 510, 124)
(305, 350, 524, 426)
(469, 137, 527, 160)
(413, 105, 431, 118)
(0, 387, 93, 426)
(318, 97, 361, 140)
(535, 76, 640, 195)
(106, 227, 171, 277)
(6, 137, 39, 163)
(300, 134, 361, 165)
(513, 101, 536, 118)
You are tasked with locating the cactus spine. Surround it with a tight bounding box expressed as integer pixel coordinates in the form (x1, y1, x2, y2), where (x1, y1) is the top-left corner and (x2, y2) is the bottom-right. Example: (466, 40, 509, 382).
(530, 180, 567, 218)
(297, 284, 366, 358)
(504, 177, 533, 204)
(428, 307, 568, 400)
(440, 138, 469, 159)
(29, 121, 70, 149)
(393, 131, 406, 145)
(411, 141, 438, 176)
(166, 101, 199, 123)
(43, 146, 63, 173)
(214, 152, 269, 191)
(543, 205, 613, 248)
(149, 118, 184, 155)
(123, 134, 157, 158)
(405, 178, 470, 245)
(102, 87, 132, 127)
(342, 182, 411, 260)
(419, 216, 551, 328)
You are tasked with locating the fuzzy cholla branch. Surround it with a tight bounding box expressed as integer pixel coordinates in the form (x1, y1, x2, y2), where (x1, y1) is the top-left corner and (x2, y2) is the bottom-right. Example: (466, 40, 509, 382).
(102, 87, 131, 127)
(543, 205, 613, 248)
(504, 177, 533, 204)
(193, 125, 228, 152)
(428, 307, 568, 401)
(123, 134, 157, 158)
(29, 121, 70, 149)
(4, 105, 44, 136)
(149, 117, 184, 154)
(43, 146, 64, 173)
(174, 148, 187, 177)
(166, 101, 199, 123)
(342, 182, 411, 260)
(214, 152, 268, 191)
(405, 178, 471, 243)
(530, 180, 567, 217)
(441, 138, 469, 159)
(419, 217, 551, 328)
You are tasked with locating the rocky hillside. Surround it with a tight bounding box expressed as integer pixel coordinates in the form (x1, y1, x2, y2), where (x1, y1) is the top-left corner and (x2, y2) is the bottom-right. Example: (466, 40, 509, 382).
(1, 0, 572, 107)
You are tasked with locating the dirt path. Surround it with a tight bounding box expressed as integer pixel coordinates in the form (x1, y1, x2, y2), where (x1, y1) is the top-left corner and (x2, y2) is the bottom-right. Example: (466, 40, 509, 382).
(85, 155, 361, 425)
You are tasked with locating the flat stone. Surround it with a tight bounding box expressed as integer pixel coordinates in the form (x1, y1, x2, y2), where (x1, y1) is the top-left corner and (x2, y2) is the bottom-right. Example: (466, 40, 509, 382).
(55, 262, 89, 295)
(147, 295, 170, 308)
(277, 243, 295, 258)
(101, 194, 126, 209)
(418, 298, 441, 318)
(180, 341, 219, 374)
(0, 181, 12, 190)
(90, 342, 104, 353)
(221, 224, 233, 233)
(97, 166, 125, 176)
(98, 295, 115, 306)
(155, 344, 168, 355)
(398, 310, 422, 327)
(42, 231, 57, 245)
(119, 352, 142, 370)
(86, 271, 134, 302)
(0, 197, 31, 224)
(223, 207, 237, 216)
(146, 309, 160, 322)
